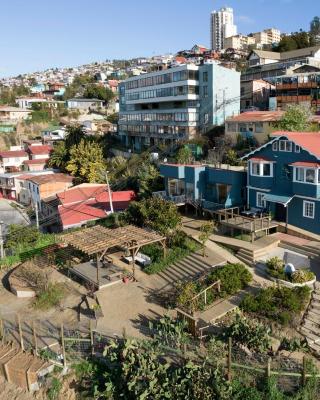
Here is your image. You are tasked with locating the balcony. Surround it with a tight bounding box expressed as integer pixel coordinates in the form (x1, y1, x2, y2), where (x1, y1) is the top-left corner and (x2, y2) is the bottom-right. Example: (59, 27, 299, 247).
(276, 82, 318, 90)
(277, 95, 311, 103)
(153, 191, 186, 205)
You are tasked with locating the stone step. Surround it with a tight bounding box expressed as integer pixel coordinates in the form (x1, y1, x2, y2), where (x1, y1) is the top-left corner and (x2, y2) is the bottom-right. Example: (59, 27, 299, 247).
(312, 293, 320, 302)
(279, 242, 316, 258)
(300, 326, 320, 343)
(303, 319, 320, 336)
(308, 342, 320, 353)
(237, 248, 254, 257)
(236, 254, 253, 266)
(175, 258, 208, 277)
(305, 312, 320, 327)
(183, 254, 213, 270)
(309, 305, 320, 316)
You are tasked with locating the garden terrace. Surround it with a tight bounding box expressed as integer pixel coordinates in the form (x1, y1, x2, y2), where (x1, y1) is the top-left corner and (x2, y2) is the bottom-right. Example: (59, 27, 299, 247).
(59, 225, 166, 289)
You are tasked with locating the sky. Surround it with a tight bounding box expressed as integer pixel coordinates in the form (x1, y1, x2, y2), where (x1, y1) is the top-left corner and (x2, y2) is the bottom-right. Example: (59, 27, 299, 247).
(0, 0, 318, 78)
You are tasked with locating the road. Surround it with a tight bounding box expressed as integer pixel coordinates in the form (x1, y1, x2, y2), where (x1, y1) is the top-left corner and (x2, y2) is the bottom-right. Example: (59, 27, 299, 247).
(0, 199, 30, 233)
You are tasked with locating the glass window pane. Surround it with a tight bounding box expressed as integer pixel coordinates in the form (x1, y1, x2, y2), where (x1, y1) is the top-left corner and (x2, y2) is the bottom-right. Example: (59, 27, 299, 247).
(263, 164, 271, 176)
(306, 169, 315, 183)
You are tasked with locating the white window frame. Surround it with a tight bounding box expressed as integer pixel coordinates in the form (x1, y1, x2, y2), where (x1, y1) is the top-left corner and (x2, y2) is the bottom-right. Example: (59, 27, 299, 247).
(303, 200, 315, 219)
(272, 141, 278, 151)
(256, 192, 266, 208)
(295, 144, 301, 153)
(293, 167, 319, 185)
(279, 140, 292, 152)
(250, 161, 273, 177)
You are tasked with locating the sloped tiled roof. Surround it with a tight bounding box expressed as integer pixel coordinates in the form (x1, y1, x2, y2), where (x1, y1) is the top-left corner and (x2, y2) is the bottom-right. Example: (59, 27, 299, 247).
(0, 150, 28, 158)
(272, 131, 320, 159)
(227, 111, 284, 122)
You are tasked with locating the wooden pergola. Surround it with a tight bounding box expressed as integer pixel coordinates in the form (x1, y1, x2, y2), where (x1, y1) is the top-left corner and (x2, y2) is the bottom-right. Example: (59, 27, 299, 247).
(59, 225, 166, 286)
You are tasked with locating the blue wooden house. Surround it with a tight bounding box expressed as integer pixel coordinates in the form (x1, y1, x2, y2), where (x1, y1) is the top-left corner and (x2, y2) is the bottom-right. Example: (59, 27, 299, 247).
(243, 131, 320, 235)
(157, 163, 246, 211)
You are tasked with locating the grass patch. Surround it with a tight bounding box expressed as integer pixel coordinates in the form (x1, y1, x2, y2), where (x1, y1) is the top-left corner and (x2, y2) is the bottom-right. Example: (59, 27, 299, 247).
(33, 283, 65, 311)
(240, 285, 310, 326)
(143, 233, 201, 275)
(1, 233, 56, 269)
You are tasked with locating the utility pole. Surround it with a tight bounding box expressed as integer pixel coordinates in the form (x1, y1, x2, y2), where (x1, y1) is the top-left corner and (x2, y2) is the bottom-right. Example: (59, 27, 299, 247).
(0, 221, 4, 259)
(222, 89, 226, 123)
(105, 171, 114, 214)
(34, 202, 39, 229)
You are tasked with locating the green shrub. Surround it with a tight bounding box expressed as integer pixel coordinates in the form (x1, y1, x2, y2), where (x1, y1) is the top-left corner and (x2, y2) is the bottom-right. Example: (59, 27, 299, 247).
(206, 263, 252, 297)
(225, 313, 271, 353)
(266, 256, 286, 280)
(47, 377, 62, 400)
(291, 269, 315, 283)
(33, 283, 65, 310)
(240, 286, 310, 325)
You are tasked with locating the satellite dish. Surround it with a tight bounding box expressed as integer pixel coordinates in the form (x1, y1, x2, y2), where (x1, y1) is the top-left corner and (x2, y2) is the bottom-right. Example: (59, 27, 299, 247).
(284, 263, 295, 275)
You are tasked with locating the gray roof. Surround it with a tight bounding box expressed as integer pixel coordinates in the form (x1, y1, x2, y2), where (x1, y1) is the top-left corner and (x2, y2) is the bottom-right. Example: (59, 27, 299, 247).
(250, 46, 320, 61)
(67, 98, 104, 103)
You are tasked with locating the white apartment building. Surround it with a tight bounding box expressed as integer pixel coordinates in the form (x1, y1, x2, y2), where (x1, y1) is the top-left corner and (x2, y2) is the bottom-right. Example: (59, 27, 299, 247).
(211, 7, 237, 51)
(253, 28, 281, 48)
(224, 34, 256, 51)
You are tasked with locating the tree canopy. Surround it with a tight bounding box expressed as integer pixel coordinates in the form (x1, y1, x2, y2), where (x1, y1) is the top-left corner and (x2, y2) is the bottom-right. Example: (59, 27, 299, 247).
(276, 105, 311, 132)
(126, 197, 181, 235)
(83, 84, 114, 103)
(275, 31, 316, 52)
(66, 139, 105, 183)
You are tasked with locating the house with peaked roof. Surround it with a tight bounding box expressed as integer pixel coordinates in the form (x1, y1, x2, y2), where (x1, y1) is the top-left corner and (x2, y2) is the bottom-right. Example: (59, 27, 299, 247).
(41, 183, 136, 231)
(243, 131, 320, 235)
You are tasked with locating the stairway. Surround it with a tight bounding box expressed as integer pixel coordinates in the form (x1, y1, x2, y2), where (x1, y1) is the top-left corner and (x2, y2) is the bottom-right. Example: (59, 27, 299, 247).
(278, 240, 320, 261)
(156, 253, 221, 287)
(300, 282, 320, 354)
(236, 243, 279, 267)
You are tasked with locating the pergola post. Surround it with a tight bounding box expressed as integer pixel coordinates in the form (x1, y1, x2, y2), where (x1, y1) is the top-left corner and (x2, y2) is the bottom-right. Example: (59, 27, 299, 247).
(131, 247, 140, 279)
(96, 253, 100, 289)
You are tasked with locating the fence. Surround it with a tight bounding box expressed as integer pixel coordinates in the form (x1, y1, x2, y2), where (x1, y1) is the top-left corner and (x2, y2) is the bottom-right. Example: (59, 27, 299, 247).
(0, 313, 319, 390)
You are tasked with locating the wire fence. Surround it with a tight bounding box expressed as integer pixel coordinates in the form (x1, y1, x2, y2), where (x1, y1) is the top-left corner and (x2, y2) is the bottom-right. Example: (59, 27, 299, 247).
(0, 313, 319, 392)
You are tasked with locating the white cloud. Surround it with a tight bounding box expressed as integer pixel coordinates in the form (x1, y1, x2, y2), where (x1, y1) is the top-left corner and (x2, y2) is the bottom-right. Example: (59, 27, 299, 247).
(237, 15, 255, 25)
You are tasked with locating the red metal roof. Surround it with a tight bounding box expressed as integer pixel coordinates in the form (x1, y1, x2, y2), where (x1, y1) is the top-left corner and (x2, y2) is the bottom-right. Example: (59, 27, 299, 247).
(57, 189, 136, 228)
(227, 111, 284, 122)
(26, 173, 73, 185)
(272, 131, 320, 159)
(28, 145, 52, 155)
(249, 156, 273, 162)
(0, 150, 28, 158)
(23, 158, 48, 165)
(289, 161, 320, 168)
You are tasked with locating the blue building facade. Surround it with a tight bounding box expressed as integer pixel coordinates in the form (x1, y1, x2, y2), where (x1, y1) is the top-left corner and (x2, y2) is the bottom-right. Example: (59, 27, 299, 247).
(158, 163, 246, 210)
(159, 131, 320, 236)
(244, 132, 320, 235)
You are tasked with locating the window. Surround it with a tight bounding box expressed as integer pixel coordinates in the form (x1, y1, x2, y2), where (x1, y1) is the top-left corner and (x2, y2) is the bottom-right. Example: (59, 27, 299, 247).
(294, 167, 319, 184)
(272, 141, 278, 151)
(251, 161, 273, 177)
(203, 71, 208, 82)
(251, 162, 260, 176)
(203, 86, 208, 98)
(296, 168, 305, 182)
(279, 140, 292, 152)
(306, 168, 316, 183)
(256, 192, 266, 208)
(303, 200, 315, 219)
(295, 145, 301, 153)
(255, 122, 263, 133)
(263, 163, 271, 176)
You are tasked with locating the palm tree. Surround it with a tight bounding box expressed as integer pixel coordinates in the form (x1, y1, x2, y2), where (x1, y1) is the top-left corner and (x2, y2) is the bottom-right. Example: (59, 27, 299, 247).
(48, 142, 68, 170)
(65, 124, 86, 149)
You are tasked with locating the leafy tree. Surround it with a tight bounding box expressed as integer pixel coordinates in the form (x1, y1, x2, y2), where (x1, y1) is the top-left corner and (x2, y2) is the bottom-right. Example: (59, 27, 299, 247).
(126, 197, 181, 235)
(137, 163, 162, 198)
(48, 142, 68, 170)
(64, 124, 86, 149)
(276, 105, 311, 131)
(66, 139, 106, 183)
(275, 30, 315, 52)
(176, 146, 193, 164)
(83, 84, 114, 103)
(106, 112, 118, 124)
(199, 221, 214, 257)
(5, 224, 40, 251)
(0, 84, 30, 105)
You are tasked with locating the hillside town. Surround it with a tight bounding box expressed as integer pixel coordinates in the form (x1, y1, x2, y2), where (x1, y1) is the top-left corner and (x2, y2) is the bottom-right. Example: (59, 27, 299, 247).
(1, 3, 320, 399)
